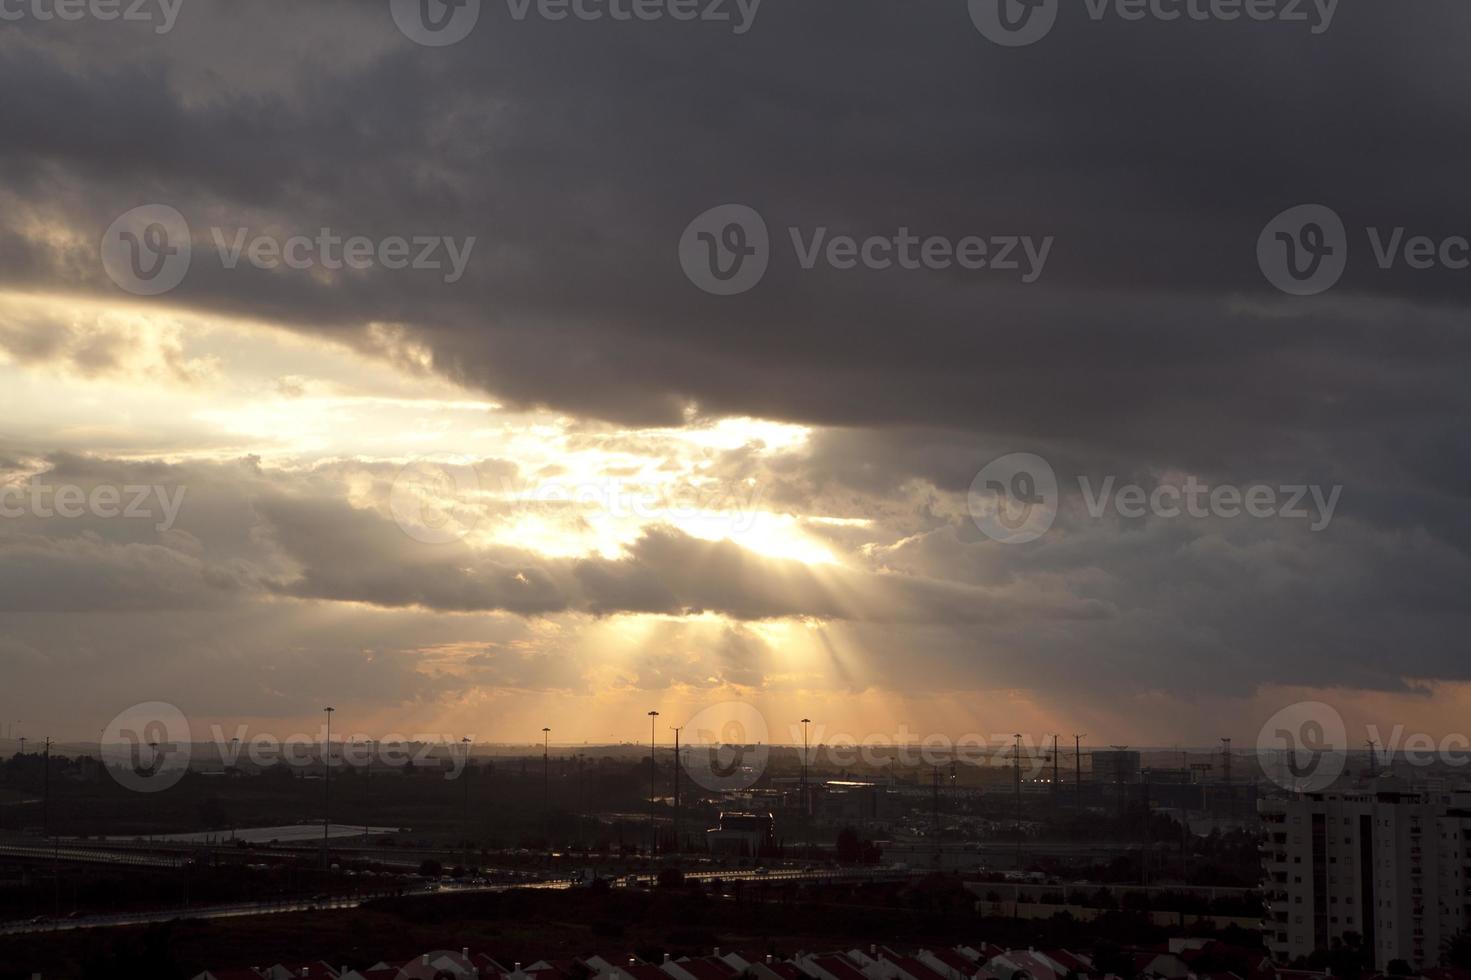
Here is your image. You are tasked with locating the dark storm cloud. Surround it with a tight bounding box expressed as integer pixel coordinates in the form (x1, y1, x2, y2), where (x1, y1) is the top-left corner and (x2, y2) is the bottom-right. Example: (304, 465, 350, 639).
(4, 2, 1471, 444)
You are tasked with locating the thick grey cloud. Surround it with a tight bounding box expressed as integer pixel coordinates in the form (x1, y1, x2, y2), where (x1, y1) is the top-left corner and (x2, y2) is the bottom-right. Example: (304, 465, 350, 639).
(2, 0, 1470, 722)
(3, 2, 1470, 446)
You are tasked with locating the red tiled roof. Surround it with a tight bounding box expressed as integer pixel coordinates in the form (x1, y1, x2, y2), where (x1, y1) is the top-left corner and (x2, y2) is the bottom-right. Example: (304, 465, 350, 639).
(926, 950, 975, 974)
(678, 960, 739, 980)
(1042, 952, 1091, 975)
(812, 955, 870, 980)
(892, 957, 948, 980)
(765, 964, 810, 980)
(623, 965, 675, 980)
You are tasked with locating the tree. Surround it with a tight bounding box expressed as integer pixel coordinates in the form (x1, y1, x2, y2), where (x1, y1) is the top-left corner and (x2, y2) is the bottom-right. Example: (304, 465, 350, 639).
(1093, 942, 1133, 979)
(1449, 932, 1471, 970)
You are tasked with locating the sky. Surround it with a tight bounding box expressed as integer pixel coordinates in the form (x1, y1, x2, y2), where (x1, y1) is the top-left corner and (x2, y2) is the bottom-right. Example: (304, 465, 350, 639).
(2, 0, 1470, 751)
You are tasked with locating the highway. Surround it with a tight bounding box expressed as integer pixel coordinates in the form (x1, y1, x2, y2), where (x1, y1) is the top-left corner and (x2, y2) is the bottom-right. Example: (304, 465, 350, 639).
(0, 842, 185, 869)
(0, 867, 920, 937)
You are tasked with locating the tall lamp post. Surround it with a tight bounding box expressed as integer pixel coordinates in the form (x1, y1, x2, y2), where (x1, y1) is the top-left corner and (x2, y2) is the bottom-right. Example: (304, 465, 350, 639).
(43, 737, 56, 918)
(1073, 733, 1086, 810)
(363, 739, 374, 843)
(42, 738, 52, 840)
(1012, 733, 1023, 872)
(461, 736, 473, 869)
(669, 725, 682, 854)
(541, 727, 551, 852)
(800, 718, 811, 817)
(322, 706, 334, 869)
(576, 753, 586, 851)
(647, 710, 659, 857)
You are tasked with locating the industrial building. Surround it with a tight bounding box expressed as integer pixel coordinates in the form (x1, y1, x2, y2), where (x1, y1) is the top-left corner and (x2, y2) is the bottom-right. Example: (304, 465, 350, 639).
(704, 811, 774, 857)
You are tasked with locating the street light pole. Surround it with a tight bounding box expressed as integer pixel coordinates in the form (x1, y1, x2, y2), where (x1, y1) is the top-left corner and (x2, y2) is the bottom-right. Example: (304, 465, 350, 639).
(800, 718, 811, 817)
(541, 727, 551, 851)
(669, 725, 682, 854)
(42, 737, 52, 839)
(462, 736, 473, 869)
(43, 737, 56, 919)
(1073, 733, 1086, 811)
(576, 752, 586, 851)
(1012, 733, 1022, 872)
(647, 710, 659, 857)
(364, 739, 374, 843)
(322, 707, 334, 869)
(1051, 734, 1060, 810)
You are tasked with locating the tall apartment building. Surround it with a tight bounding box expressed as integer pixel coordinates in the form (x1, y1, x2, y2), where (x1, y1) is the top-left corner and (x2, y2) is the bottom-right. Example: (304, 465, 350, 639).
(1260, 784, 1471, 970)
